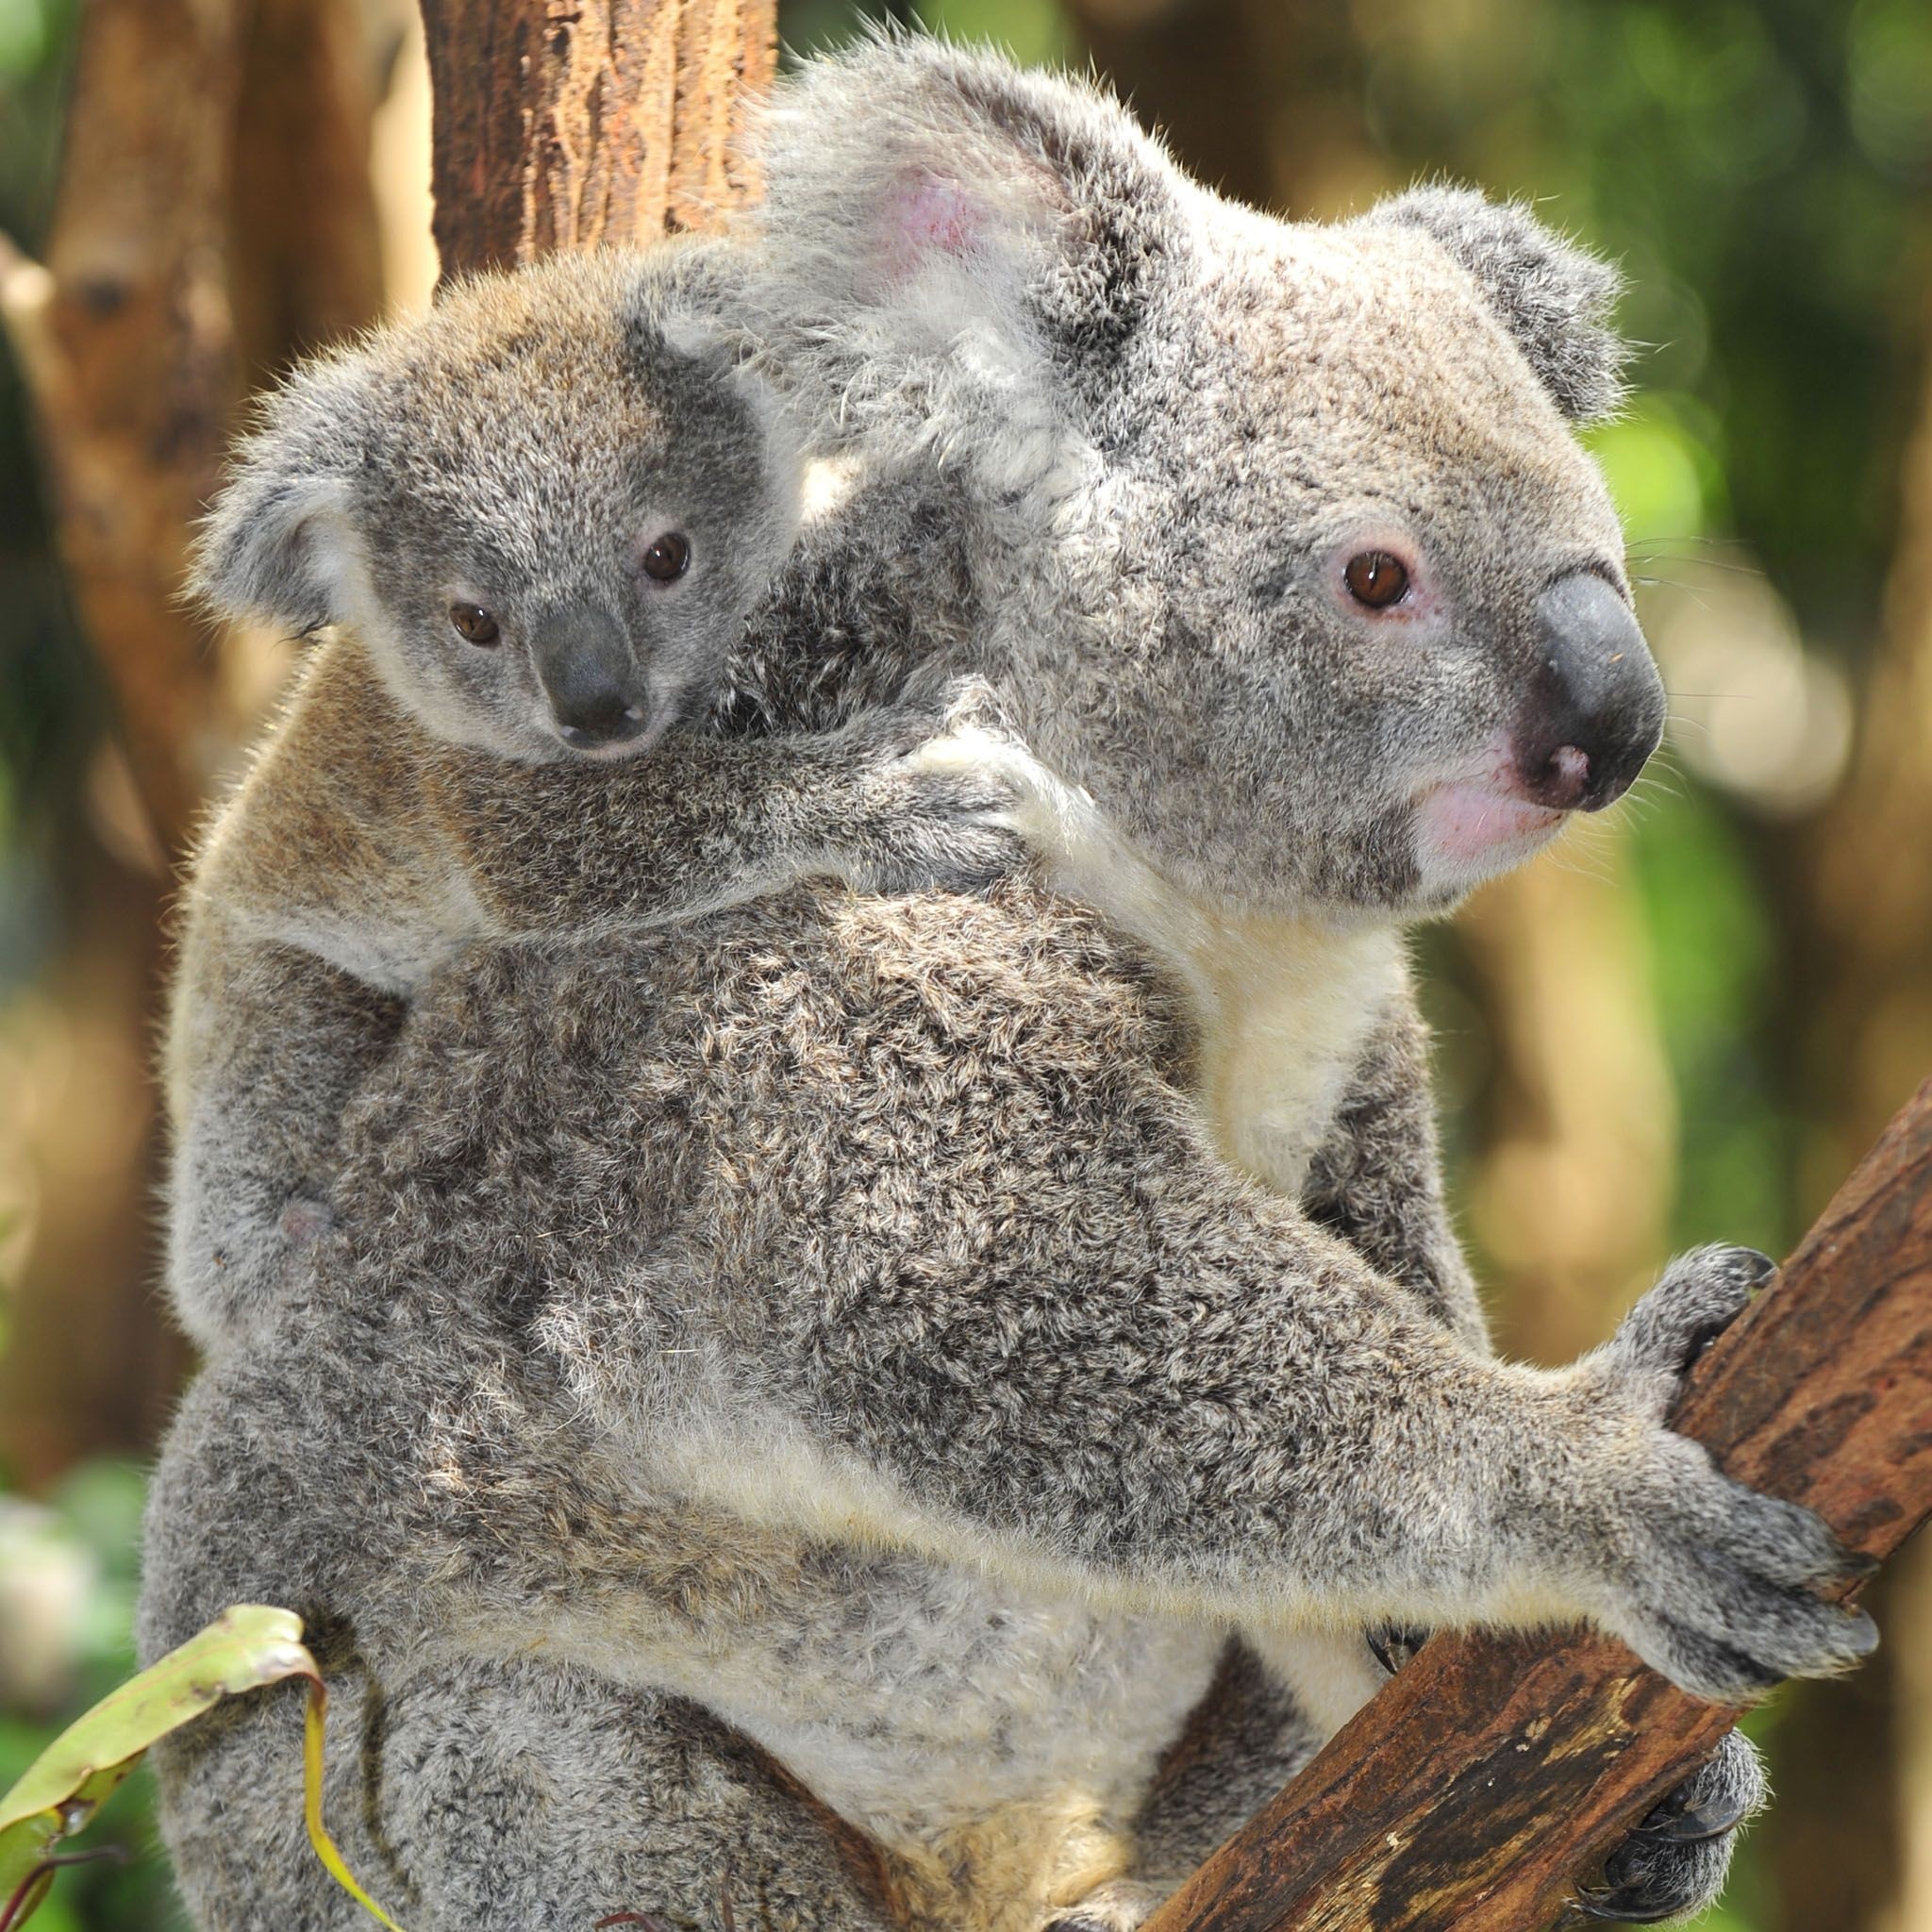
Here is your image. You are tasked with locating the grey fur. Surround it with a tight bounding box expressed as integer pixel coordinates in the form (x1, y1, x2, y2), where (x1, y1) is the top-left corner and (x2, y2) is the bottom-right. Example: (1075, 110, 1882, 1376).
(1359, 186, 1629, 423)
(167, 244, 1019, 1348)
(734, 37, 1657, 922)
(143, 36, 1858, 1932)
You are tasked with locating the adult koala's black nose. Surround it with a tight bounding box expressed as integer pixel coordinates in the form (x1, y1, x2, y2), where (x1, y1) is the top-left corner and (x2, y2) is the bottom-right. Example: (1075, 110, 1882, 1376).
(1515, 572, 1666, 811)
(533, 600, 648, 750)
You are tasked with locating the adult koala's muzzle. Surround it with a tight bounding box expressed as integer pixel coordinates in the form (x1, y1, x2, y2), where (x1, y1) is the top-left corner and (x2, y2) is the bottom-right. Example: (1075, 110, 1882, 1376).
(1514, 572, 1666, 812)
(533, 600, 649, 751)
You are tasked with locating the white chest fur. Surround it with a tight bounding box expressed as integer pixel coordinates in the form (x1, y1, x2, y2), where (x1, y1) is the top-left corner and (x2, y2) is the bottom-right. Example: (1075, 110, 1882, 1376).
(928, 727, 1406, 1194)
(1141, 898, 1402, 1197)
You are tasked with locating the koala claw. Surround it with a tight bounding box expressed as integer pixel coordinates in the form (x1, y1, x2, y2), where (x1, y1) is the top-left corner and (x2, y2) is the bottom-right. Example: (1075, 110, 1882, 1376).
(1631, 1781, 1751, 1846)
(1574, 1248, 1879, 1704)
(1366, 1624, 1430, 1675)
(1591, 1467, 1878, 1702)
(1605, 1245, 1774, 1407)
(1560, 1883, 1690, 1925)
(1557, 1818, 1733, 1924)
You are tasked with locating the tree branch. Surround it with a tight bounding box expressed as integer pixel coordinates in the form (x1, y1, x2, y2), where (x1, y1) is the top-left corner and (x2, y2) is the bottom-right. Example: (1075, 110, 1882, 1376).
(1149, 1074, 1932, 1932)
(417, 0, 776, 279)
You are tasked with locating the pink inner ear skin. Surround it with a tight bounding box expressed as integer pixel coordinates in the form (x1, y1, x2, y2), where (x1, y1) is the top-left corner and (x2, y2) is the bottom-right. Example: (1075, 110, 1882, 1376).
(882, 175, 983, 280)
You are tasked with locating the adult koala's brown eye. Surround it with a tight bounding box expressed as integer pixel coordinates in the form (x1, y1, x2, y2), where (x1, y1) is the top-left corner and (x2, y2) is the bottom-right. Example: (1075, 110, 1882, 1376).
(448, 602, 500, 646)
(1343, 551, 1410, 609)
(641, 532, 691, 582)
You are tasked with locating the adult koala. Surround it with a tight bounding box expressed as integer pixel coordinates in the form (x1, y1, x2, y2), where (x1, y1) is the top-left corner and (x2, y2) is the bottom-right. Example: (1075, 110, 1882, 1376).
(141, 36, 1868, 1932)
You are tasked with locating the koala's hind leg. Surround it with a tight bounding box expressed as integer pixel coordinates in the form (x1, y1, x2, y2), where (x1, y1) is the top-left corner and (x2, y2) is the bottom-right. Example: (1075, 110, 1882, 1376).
(376, 1655, 903, 1932)
(1041, 1641, 1323, 1932)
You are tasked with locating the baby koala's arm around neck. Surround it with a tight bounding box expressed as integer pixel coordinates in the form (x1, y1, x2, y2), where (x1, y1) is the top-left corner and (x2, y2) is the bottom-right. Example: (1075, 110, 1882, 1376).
(422, 685, 1035, 942)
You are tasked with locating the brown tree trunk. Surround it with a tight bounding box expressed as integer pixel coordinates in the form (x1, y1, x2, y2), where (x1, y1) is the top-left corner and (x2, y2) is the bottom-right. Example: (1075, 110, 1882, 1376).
(0, 0, 392, 1481)
(230, 0, 391, 383)
(1149, 1078, 1932, 1932)
(0, 0, 249, 853)
(418, 0, 776, 279)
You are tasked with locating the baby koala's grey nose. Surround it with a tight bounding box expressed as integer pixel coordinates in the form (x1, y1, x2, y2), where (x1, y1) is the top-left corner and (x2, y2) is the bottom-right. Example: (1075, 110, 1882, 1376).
(532, 600, 648, 750)
(1515, 571, 1665, 811)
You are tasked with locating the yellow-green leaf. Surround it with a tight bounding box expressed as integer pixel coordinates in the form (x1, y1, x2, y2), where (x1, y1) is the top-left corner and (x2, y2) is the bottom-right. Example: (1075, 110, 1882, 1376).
(0, 1604, 407, 1932)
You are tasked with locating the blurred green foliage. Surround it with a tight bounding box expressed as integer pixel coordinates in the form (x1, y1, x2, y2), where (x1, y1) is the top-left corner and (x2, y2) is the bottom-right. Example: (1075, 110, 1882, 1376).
(0, 0, 97, 994)
(2, 2, 1925, 1929)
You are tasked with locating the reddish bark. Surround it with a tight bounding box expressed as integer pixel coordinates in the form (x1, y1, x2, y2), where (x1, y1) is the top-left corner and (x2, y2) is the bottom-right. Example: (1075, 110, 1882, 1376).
(417, 0, 777, 279)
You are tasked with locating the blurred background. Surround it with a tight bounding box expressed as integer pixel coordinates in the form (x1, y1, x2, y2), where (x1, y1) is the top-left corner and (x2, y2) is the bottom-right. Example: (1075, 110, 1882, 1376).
(0, 0, 1927, 1925)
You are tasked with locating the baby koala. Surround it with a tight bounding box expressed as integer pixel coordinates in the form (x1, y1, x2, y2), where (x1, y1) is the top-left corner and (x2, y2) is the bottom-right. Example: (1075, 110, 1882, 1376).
(167, 243, 1013, 1351)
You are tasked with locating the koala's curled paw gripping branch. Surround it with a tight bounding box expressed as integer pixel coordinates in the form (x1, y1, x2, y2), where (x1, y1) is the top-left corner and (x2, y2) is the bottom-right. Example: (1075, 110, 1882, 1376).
(1147, 1075, 1932, 1932)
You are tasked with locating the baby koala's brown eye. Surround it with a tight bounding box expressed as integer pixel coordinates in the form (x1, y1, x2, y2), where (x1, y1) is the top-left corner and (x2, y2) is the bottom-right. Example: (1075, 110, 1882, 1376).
(1344, 551, 1410, 609)
(641, 532, 691, 582)
(448, 602, 500, 646)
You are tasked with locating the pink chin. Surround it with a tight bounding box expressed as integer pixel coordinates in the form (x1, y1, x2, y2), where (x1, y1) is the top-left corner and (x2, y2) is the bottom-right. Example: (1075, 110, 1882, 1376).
(1416, 781, 1566, 867)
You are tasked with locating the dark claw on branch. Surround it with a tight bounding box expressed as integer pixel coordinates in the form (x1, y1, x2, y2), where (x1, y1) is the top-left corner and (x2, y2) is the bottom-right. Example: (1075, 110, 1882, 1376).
(1366, 1624, 1429, 1675)
(1632, 1780, 1751, 1844)
(1562, 1881, 1687, 1924)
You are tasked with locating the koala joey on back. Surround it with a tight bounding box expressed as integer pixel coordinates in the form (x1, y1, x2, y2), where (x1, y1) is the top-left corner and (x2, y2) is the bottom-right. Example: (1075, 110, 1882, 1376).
(141, 39, 1870, 1932)
(167, 242, 1017, 1349)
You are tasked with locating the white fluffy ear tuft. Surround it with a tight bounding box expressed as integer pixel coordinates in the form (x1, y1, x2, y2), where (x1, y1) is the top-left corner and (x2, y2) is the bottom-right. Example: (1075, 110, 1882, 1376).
(189, 354, 374, 632)
(733, 32, 1183, 498)
(743, 33, 1082, 314)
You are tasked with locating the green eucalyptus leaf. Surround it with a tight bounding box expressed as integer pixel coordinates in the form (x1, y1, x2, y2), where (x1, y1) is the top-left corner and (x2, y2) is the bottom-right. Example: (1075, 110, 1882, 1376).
(0, 1606, 405, 1932)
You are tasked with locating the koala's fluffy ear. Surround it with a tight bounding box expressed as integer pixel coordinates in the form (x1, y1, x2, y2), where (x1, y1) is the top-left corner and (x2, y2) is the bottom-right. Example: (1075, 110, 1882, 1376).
(738, 31, 1184, 482)
(1361, 186, 1627, 423)
(625, 242, 806, 531)
(189, 353, 374, 633)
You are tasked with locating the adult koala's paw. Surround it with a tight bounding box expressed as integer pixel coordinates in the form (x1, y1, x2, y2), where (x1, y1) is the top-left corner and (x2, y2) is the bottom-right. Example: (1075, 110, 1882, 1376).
(1563, 1246, 1878, 1705)
(1606, 1243, 1772, 1390)
(1559, 1730, 1767, 1927)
